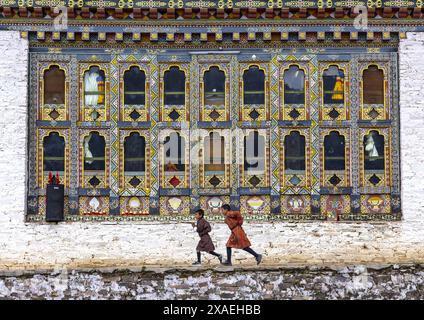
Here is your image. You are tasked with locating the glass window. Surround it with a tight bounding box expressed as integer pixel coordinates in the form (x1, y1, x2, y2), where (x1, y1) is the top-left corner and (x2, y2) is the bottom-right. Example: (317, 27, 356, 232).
(364, 130, 385, 171)
(284, 131, 306, 172)
(164, 67, 185, 105)
(83, 132, 105, 171)
(43, 132, 65, 172)
(284, 66, 305, 105)
(324, 131, 345, 170)
(243, 66, 265, 104)
(244, 131, 265, 172)
(363, 65, 384, 104)
(124, 133, 146, 174)
(84, 66, 105, 106)
(204, 67, 225, 106)
(44, 66, 65, 104)
(323, 66, 344, 104)
(164, 132, 185, 172)
(204, 132, 225, 174)
(124, 67, 146, 105)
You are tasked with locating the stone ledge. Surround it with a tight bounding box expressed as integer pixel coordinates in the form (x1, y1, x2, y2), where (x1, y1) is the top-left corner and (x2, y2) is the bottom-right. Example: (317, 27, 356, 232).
(1, 263, 423, 277)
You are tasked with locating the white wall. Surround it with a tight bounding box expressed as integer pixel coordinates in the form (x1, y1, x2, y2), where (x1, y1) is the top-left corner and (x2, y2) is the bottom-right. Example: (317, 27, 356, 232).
(1, 31, 424, 273)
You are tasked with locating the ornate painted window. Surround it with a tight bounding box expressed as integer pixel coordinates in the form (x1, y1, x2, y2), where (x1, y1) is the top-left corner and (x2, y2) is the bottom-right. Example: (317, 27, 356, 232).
(161, 66, 188, 121)
(281, 64, 308, 120)
(161, 131, 188, 188)
(81, 131, 108, 189)
(201, 130, 229, 189)
(201, 66, 229, 122)
(360, 129, 390, 188)
(241, 65, 268, 121)
(282, 130, 307, 187)
(360, 64, 388, 120)
(121, 65, 148, 122)
(41, 65, 68, 121)
(27, 51, 400, 220)
(202, 131, 227, 188)
(40, 131, 67, 188)
(122, 132, 148, 191)
(320, 64, 348, 121)
(322, 130, 350, 188)
(81, 65, 108, 121)
(242, 130, 268, 188)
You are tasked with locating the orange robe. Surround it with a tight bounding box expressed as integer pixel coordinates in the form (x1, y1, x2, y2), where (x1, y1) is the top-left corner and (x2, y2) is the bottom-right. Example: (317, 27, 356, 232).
(224, 210, 251, 249)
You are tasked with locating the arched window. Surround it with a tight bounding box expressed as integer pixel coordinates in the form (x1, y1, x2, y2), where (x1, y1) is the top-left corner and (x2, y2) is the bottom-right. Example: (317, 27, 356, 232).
(124, 133, 146, 174)
(284, 66, 305, 105)
(43, 132, 65, 174)
(204, 67, 225, 106)
(164, 132, 185, 173)
(83, 132, 106, 173)
(243, 66, 265, 104)
(364, 130, 385, 172)
(363, 65, 384, 104)
(124, 66, 146, 105)
(164, 67, 185, 105)
(323, 66, 344, 104)
(284, 131, 306, 174)
(84, 66, 105, 107)
(44, 66, 65, 105)
(324, 131, 345, 171)
(244, 131, 265, 173)
(204, 132, 225, 174)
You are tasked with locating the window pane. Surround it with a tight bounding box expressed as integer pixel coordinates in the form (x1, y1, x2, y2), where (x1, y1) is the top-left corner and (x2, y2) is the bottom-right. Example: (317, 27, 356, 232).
(205, 132, 225, 173)
(324, 131, 345, 170)
(43, 132, 65, 172)
(323, 66, 344, 104)
(204, 67, 225, 106)
(164, 133, 185, 172)
(124, 133, 146, 173)
(44, 66, 65, 104)
(83, 132, 105, 171)
(364, 130, 385, 171)
(243, 66, 265, 104)
(284, 66, 305, 105)
(124, 67, 146, 105)
(284, 131, 305, 171)
(84, 66, 105, 106)
(363, 65, 384, 104)
(244, 131, 265, 172)
(164, 67, 185, 105)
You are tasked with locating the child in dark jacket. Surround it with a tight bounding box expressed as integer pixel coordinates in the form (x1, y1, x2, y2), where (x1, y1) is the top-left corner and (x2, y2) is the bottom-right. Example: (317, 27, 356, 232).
(192, 209, 223, 265)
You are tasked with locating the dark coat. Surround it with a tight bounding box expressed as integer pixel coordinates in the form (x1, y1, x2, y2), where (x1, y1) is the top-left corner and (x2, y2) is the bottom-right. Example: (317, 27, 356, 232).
(224, 210, 252, 249)
(196, 218, 215, 252)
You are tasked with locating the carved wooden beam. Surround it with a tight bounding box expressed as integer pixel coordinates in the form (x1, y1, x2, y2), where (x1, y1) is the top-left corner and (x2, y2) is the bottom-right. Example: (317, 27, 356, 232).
(200, 8, 209, 19)
(398, 7, 408, 18)
(335, 7, 344, 18)
(281, 7, 289, 18)
(166, 8, 175, 19)
(81, 7, 90, 19)
(299, 8, 307, 18)
(413, 7, 422, 18)
(18, 7, 27, 18)
(317, 8, 326, 18)
(265, 8, 274, 18)
(114, 8, 124, 19)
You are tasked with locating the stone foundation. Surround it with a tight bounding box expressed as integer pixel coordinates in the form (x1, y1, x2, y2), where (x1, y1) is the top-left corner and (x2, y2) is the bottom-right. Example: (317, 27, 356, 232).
(1, 266, 424, 299)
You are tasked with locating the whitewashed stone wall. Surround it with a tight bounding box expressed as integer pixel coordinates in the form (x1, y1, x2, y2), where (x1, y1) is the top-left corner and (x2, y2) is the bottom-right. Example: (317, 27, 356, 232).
(1, 31, 424, 273)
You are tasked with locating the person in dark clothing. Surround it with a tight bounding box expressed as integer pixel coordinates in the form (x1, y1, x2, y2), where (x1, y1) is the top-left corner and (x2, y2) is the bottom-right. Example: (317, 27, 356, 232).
(192, 209, 223, 265)
(220, 204, 262, 266)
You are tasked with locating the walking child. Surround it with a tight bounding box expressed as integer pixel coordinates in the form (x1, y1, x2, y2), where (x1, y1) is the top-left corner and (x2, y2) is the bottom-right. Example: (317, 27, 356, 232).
(192, 209, 223, 265)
